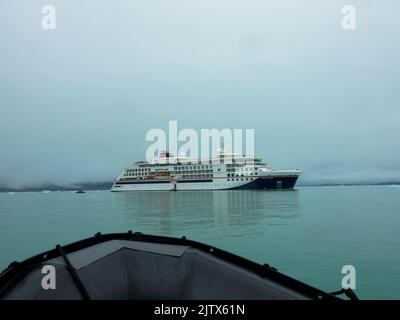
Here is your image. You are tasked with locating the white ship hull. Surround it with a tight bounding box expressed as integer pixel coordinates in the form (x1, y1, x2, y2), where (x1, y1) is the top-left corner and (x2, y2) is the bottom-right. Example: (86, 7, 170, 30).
(112, 171, 300, 192)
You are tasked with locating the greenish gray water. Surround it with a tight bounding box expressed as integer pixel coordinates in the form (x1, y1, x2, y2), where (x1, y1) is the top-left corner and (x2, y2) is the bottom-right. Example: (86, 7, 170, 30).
(1, 186, 399, 299)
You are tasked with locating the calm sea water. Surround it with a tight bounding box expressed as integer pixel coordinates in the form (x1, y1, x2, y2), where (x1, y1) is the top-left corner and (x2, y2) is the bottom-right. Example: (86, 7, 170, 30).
(0, 186, 399, 299)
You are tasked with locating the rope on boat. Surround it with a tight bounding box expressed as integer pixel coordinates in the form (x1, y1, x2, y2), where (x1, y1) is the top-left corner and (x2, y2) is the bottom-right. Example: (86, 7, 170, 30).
(56, 244, 91, 300)
(330, 288, 359, 300)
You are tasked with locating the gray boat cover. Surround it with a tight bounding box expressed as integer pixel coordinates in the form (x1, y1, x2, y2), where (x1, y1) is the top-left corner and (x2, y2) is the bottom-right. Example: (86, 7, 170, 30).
(2, 240, 310, 300)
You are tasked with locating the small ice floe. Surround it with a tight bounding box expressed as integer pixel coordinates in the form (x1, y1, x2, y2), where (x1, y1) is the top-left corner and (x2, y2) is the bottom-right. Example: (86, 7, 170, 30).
(7, 192, 15, 195)
(389, 185, 400, 188)
(41, 190, 51, 193)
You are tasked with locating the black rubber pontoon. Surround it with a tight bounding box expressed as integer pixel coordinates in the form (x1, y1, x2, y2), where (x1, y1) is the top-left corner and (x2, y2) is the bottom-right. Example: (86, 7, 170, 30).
(0, 232, 344, 300)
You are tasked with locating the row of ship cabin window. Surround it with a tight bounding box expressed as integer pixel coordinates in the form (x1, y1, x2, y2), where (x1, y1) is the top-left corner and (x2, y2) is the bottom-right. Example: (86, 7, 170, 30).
(125, 165, 258, 173)
(227, 173, 258, 177)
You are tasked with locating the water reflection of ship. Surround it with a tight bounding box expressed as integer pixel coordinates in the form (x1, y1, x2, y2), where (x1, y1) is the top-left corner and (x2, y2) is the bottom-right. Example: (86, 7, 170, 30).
(114, 190, 299, 233)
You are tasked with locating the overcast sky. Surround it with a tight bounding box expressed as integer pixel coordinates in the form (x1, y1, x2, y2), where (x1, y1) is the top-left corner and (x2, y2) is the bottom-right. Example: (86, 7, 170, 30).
(0, 0, 399, 187)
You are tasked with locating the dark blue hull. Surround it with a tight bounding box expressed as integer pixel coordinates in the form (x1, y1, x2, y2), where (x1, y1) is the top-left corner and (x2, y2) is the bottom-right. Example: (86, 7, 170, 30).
(230, 176, 299, 190)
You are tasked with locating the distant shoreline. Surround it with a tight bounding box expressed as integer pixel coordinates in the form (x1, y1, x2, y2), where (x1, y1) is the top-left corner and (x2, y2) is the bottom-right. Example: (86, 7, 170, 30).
(297, 182, 400, 187)
(1, 181, 399, 192)
(0, 182, 113, 193)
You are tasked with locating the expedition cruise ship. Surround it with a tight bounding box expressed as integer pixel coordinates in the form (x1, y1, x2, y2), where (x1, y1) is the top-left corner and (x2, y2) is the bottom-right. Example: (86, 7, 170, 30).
(111, 151, 300, 191)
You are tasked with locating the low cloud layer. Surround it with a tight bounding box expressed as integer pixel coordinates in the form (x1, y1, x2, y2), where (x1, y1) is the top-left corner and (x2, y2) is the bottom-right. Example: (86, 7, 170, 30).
(1, 0, 399, 188)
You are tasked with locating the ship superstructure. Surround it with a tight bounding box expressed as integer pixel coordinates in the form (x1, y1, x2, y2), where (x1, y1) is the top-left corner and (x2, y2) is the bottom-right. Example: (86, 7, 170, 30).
(111, 151, 300, 191)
